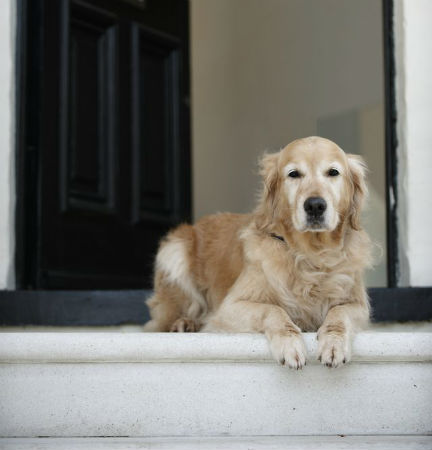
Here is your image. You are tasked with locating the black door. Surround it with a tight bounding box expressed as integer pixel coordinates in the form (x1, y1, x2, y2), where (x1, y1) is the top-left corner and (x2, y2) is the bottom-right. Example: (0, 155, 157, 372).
(18, 0, 190, 289)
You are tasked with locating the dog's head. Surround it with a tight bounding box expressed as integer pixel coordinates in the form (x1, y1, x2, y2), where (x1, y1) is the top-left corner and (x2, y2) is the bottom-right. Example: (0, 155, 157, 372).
(257, 136, 367, 233)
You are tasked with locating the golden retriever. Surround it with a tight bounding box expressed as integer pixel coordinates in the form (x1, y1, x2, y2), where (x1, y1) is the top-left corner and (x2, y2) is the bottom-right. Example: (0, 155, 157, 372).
(144, 136, 372, 369)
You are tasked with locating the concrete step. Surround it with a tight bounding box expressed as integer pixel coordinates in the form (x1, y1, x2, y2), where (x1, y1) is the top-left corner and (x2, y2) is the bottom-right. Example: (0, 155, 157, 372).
(0, 332, 431, 438)
(1, 436, 432, 450)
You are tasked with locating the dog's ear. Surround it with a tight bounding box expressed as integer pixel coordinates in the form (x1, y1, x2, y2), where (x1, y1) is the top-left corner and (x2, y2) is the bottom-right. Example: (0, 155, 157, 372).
(256, 152, 280, 229)
(260, 152, 280, 202)
(347, 154, 368, 230)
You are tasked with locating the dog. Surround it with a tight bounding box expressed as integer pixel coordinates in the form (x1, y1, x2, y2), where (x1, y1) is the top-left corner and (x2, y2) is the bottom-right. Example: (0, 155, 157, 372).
(144, 136, 372, 369)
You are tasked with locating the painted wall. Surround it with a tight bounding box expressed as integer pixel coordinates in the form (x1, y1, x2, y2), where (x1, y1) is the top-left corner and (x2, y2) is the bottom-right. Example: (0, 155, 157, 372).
(394, 0, 432, 286)
(190, 0, 386, 286)
(191, 0, 384, 218)
(0, 0, 15, 289)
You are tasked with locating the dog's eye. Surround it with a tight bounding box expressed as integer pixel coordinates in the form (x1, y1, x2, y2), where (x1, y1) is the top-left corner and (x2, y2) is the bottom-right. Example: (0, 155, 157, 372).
(328, 168, 340, 177)
(288, 170, 301, 178)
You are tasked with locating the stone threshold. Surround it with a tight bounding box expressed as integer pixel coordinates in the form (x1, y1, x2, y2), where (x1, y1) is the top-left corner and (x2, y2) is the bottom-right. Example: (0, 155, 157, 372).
(1, 332, 431, 363)
(1, 332, 431, 438)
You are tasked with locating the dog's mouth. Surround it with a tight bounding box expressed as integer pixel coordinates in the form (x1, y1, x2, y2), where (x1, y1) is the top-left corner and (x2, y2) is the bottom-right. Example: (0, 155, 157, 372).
(304, 217, 328, 232)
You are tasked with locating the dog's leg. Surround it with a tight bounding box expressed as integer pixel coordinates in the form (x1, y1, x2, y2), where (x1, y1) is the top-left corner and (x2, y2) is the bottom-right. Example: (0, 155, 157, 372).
(317, 301, 369, 368)
(206, 299, 306, 369)
(203, 270, 307, 369)
(143, 291, 185, 332)
(144, 281, 204, 332)
(144, 226, 207, 332)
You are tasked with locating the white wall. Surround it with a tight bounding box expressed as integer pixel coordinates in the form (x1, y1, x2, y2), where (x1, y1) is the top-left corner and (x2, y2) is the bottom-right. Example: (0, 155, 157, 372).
(191, 0, 384, 220)
(0, 0, 15, 289)
(394, 0, 432, 286)
(191, 0, 386, 286)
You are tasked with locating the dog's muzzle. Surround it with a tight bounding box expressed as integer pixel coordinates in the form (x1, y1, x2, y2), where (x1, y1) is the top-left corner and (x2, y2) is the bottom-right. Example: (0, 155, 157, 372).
(304, 196, 327, 227)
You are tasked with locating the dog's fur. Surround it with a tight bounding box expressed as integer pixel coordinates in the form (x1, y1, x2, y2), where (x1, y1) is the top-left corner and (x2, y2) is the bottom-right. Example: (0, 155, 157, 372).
(144, 137, 372, 368)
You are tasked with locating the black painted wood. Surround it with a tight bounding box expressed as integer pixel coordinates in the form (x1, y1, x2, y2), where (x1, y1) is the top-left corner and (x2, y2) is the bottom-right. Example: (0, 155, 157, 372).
(131, 24, 183, 225)
(16, 0, 191, 289)
(60, 2, 118, 215)
(1, 288, 431, 326)
(369, 288, 432, 322)
(15, 0, 42, 289)
(383, 0, 399, 287)
(0, 290, 151, 326)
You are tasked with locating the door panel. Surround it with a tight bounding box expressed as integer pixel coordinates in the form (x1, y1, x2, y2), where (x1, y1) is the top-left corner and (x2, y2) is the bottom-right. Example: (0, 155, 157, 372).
(62, 2, 118, 214)
(29, 0, 190, 289)
(131, 24, 181, 224)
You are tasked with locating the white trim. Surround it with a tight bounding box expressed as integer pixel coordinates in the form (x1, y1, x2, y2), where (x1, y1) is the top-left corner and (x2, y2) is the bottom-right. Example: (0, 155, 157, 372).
(1, 332, 431, 363)
(0, 0, 16, 289)
(394, 0, 432, 286)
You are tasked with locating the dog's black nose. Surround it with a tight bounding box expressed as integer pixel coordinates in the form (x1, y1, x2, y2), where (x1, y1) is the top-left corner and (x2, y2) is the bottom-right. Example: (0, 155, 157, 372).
(304, 197, 327, 217)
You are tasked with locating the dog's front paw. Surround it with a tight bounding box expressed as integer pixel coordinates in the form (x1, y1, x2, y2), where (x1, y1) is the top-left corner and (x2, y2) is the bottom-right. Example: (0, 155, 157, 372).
(317, 333, 351, 368)
(268, 332, 307, 369)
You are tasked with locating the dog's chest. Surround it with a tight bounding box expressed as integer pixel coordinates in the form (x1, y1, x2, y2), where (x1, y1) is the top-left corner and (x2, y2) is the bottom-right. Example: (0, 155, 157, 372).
(262, 251, 354, 328)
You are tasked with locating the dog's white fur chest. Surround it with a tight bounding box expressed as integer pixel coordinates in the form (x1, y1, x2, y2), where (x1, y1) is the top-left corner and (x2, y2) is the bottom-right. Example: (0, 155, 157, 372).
(259, 241, 354, 331)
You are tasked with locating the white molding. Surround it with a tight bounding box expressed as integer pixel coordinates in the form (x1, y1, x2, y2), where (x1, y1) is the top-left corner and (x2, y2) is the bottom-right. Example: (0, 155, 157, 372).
(0, 332, 431, 363)
(0, 0, 15, 289)
(394, 0, 432, 286)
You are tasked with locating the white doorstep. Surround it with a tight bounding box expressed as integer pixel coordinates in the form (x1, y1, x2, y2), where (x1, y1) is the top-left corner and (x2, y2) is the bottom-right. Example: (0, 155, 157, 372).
(0, 332, 431, 437)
